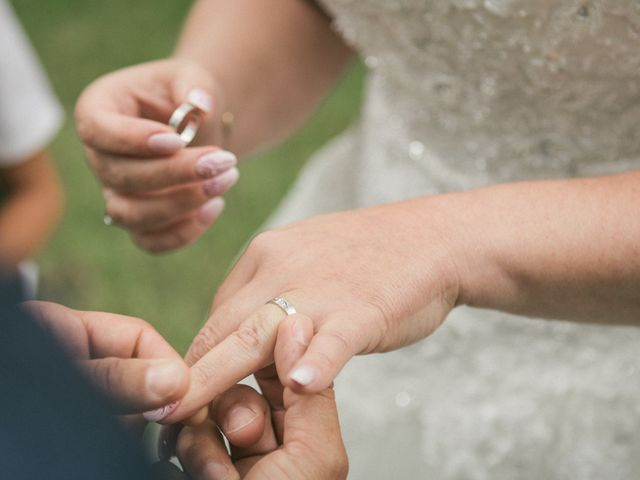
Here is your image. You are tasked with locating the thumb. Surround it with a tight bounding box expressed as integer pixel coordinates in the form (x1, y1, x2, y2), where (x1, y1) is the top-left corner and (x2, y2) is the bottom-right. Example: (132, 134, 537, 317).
(82, 358, 189, 413)
(285, 317, 363, 394)
(251, 388, 347, 480)
(171, 62, 216, 115)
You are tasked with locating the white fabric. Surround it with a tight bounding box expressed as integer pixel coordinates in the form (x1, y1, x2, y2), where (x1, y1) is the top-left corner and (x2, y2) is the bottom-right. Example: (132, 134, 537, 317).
(266, 1, 640, 478)
(0, 0, 63, 165)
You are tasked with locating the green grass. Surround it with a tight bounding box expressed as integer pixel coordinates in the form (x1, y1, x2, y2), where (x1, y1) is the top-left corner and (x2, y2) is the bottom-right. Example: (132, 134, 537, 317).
(13, 0, 364, 353)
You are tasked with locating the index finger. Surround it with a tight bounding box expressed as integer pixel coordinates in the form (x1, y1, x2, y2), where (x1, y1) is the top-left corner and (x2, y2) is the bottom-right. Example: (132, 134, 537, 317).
(27, 303, 180, 361)
(77, 110, 184, 158)
(76, 75, 184, 157)
(78, 310, 182, 361)
(165, 304, 286, 423)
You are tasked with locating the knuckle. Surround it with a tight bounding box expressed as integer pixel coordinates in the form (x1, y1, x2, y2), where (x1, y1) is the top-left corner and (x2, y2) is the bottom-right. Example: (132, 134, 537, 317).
(310, 348, 339, 374)
(188, 324, 222, 363)
(136, 166, 164, 191)
(232, 324, 263, 354)
(101, 360, 119, 394)
(322, 328, 351, 352)
(167, 227, 193, 250)
(133, 317, 155, 333)
(132, 234, 164, 255)
(247, 231, 277, 256)
(211, 289, 228, 311)
(97, 161, 128, 190)
(165, 156, 192, 184)
(231, 313, 276, 359)
(190, 363, 212, 390)
(107, 203, 141, 229)
(175, 186, 203, 210)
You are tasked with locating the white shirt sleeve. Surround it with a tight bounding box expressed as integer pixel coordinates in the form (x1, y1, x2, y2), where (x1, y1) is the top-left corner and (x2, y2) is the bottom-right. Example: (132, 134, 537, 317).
(0, 0, 63, 166)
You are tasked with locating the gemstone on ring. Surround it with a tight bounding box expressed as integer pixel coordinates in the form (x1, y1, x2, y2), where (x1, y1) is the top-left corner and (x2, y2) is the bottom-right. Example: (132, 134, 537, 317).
(267, 296, 297, 316)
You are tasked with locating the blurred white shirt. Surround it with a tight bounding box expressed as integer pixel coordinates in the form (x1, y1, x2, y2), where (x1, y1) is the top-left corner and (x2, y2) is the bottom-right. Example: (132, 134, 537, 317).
(0, 0, 63, 166)
(0, 0, 63, 298)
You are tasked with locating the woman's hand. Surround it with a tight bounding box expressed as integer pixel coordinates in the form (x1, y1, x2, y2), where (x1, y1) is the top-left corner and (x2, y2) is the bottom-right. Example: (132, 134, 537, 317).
(75, 58, 238, 253)
(154, 200, 462, 422)
(24, 301, 190, 414)
(176, 382, 348, 479)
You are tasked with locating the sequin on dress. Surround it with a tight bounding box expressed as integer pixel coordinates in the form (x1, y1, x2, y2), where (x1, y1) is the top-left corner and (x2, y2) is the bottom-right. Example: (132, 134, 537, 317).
(266, 2, 640, 478)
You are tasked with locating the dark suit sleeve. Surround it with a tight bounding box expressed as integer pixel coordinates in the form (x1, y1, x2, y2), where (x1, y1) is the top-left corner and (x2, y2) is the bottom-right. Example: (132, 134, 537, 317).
(0, 277, 153, 480)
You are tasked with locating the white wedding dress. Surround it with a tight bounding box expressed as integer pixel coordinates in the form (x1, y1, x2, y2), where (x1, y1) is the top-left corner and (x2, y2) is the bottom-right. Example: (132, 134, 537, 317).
(266, 1, 640, 478)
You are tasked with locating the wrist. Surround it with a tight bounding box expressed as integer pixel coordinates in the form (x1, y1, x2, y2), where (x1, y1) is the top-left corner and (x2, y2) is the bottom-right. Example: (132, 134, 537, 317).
(405, 191, 504, 311)
(428, 189, 518, 312)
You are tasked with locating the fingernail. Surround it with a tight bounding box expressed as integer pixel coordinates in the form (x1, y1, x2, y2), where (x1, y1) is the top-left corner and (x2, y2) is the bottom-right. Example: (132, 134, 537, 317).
(292, 319, 310, 346)
(203, 167, 239, 196)
(290, 365, 317, 386)
(195, 150, 237, 178)
(198, 197, 225, 225)
(203, 462, 235, 480)
(223, 406, 258, 434)
(187, 88, 213, 113)
(145, 359, 184, 399)
(143, 400, 180, 423)
(148, 132, 185, 154)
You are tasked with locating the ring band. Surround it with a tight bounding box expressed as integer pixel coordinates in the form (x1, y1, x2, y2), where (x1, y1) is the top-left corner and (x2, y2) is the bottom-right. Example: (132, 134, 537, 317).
(103, 214, 114, 226)
(267, 296, 297, 316)
(169, 102, 202, 145)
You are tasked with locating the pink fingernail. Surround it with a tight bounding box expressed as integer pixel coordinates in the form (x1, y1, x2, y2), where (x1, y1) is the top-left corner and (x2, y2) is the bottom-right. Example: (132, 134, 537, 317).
(143, 401, 180, 423)
(187, 88, 213, 113)
(290, 366, 317, 386)
(203, 167, 239, 196)
(198, 197, 225, 225)
(148, 132, 185, 154)
(195, 150, 237, 178)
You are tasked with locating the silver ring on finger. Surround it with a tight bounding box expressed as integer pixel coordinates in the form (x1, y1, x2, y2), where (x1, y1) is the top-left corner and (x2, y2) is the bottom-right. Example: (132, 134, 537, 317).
(169, 102, 202, 145)
(103, 213, 114, 226)
(267, 296, 297, 316)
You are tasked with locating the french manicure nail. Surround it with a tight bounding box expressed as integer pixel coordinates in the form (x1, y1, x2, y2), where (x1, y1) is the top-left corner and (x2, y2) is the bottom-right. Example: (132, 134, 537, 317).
(187, 88, 213, 113)
(203, 167, 239, 196)
(145, 360, 184, 399)
(198, 197, 225, 225)
(290, 366, 317, 386)
(148, 132, 185, 154)
(143, 401, 180, 423)
(223, 406, 258, 434)
(195, 150, 237, 178)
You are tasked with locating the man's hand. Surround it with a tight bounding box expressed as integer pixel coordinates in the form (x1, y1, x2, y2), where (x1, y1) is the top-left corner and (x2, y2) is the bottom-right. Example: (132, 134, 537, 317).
(176, 384, 348, 480)
(24, 301, 189, 413)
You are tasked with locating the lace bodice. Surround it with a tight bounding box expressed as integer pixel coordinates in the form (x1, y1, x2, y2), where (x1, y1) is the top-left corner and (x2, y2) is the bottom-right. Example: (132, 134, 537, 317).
(320, 0, 640, 195)
(265, 2, 640, 478)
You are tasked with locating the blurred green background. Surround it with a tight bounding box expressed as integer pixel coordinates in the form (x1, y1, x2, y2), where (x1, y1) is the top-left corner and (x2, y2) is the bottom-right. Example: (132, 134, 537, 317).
(13, 0, 364, 353)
